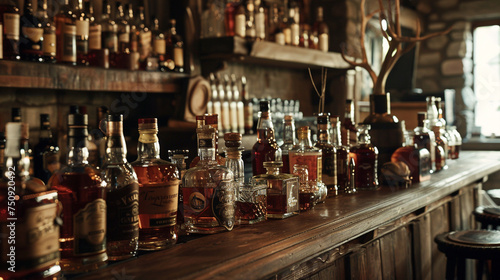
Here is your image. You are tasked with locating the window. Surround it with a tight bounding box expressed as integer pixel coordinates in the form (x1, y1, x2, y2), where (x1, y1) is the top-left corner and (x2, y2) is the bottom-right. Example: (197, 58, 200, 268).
(473, 23, 500, 137)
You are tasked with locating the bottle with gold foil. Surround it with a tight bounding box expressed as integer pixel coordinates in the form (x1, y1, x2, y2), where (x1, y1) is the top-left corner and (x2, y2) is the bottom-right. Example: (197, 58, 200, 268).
(102, 114, 139, 260)
(183, 125, 236, 233)
(1, 122, 61, 280)
(252, 161, 299, 219)
(48, 109, 107, 273)
(314, 113, 337, 196)
(131, 118, 179, 250)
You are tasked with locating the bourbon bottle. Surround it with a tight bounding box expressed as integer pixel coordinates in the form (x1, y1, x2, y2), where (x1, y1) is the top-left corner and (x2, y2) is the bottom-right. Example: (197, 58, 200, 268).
(74, 0, 89, 65)
(391, 130, 431, 183)
(0, 0, 20, 60)
(19, 0, 43, 62)
(183, 125, 236, 233)
(252, 161, 299, 219)
(414, 112, 436, 173)
(48, 109, 108, 273)
(102, 114, 139, 260)
(314, 114, 337, 196)
(349, 124, 379, 190)
(331, 115, 350, 194)
(33, 114, 60, 184)
(342, 99, 356, 146)
(131, 118, 179, 250)
(252, 100, 282, 176)
(55, 0, 76, 65)
(289, 126, 322, 183)
(280, 115, 295, 174)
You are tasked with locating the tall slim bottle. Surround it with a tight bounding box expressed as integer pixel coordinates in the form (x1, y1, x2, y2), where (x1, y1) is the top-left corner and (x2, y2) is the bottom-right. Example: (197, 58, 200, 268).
(101, 114, 139, 260)
(165, 19, 184, 73)
(252, 100, 282, 175)
(0, 0, 20, 60)
(330, 115, 351, 193)
(34, 114, 60, 184)
(55, 0, 76, 64)
(314, 114, 337, 195)
(414, 112, 436, 173)
(39, 0, 56, 62)
(74, 0, 89, 65)
(131, 118, 179, 250)
(48, 109, 107, 273)
(137, 6, 151, 68)
(349, 124, 379, 190)
(19, 0, 43, 62)
(87, 0, 107, 68)
(342, 99, 356, 146)
(241, 76, 254, 134)
(101, 0, 117, 67)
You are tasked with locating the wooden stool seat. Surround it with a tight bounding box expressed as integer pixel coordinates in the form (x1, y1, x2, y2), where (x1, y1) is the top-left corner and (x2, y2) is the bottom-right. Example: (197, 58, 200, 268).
(435, 230, 500, 280)
(473, 206, 500, 229)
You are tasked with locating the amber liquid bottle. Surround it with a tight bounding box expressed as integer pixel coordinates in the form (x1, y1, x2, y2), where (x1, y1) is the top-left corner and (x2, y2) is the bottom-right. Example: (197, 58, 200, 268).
(33, 114, 60, 184)
(331, 115, 351, 194)
(0, 0, 20, 60)
(101, 0, 117, 67)
(241, 76, 254, 134)
(280, 115, 295, 174)
(166, 19, 184, 73)
(19, 0, 43, 62)
(342, 99, 356, 146)
(414, 112, 436, 173)
(312, 6, 328, 52)
(48, 110, 108, 273)
(131, 118, 180, 250)
(54, 0, 76, 65)
(349, 124, 379, 190)
(252, 100, 282, 176)
(39, 0, 56, 63)
(314, 114, 337, 195)
(391, 130, 431, 183)
(74, 0, 89, 65)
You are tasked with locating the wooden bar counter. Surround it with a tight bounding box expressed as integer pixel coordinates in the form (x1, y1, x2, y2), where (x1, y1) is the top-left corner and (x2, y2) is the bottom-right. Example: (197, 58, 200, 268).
(79, 151, 500, 280)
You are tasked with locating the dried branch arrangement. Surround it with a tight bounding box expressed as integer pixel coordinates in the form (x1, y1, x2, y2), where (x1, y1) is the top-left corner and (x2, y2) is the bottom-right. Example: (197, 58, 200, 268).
(308, 67, 328, 114)
(341, 0, 452, 95)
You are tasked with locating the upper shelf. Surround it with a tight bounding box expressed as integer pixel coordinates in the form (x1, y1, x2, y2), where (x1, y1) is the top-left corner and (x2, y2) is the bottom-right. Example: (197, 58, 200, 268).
(0, 60, 189, 93)
(200, 36, 355, 70)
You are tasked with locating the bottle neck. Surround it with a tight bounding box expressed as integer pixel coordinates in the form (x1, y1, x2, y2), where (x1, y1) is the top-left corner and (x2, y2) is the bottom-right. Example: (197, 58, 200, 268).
(105, 121, 127, 164)
(39, 126, 52, 139)
(266, 166, 280, 175)
(317, 123, 330, 143)
(67, 136, 89, 165)
(282, 121, 295, 145)
(357, 130, 371, 145)
(226, 149, 241, 160)
(137, 130, 161, 160)
(4, 138, 30, 181)
(331, 121, 342, 146)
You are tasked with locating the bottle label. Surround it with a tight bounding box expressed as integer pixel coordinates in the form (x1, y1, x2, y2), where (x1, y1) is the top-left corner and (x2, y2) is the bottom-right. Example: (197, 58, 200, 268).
(244, 105, 253, 128)
(291, 23, 300, 46)
(139, 181, 179, 227)
(283, 28, 291, 45)
(174, 47, 184, 67)
(275, 32, 285, 46)
(153, 38, 166, 55)
(2, 201, 60, 271)
(188, 191, 206, 213)
(212, 180, 236, 231)
(89, 25, 102, 50)
(255, 12, 265, 39)
(139, 30, 152, 60)
(4, 13, 20, 40)
(103, 32, 118, 53)
(73, 199, 106, 255)
(62, 24, 76, 62)
(289, 154, 322, 182)
(107, 183, 139, 241)
(285, 178, 299, 213)
(22, 27, 43, 44)
(43, 33, 56, 55)
(119, 32, 130, 43)
(234, 14, 245, 37)
(43, 151, 60, 174)
(319, 33, 328, 52)
(76, 20, 89, 37)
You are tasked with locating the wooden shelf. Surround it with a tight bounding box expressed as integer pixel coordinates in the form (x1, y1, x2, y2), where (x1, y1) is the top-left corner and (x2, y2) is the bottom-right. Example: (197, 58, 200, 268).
(200, 36, 355, 70)
(0, 60, 189, 93)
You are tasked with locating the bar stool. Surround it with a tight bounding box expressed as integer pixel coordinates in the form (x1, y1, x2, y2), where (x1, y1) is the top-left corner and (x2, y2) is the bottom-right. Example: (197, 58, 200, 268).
(473, 206, 500, 229)
(434, 230, 500, 280)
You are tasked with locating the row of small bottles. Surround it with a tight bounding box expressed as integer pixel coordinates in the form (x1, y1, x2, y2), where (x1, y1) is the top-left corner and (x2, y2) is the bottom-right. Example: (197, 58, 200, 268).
(0, 0, 184, 72)
(203, 0, 329, 51)
(207, 72, 303, 136)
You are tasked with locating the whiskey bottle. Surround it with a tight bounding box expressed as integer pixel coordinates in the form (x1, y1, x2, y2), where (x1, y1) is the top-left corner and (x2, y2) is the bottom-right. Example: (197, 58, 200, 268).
(183, 125, 236, 233)
(19, 0, 43, 62)
(102, 114, 139, 260)
(151, 17, 165, 71)
(254, 0, 265, 40)
(224, 0, 240, 36)
(115, 2, 130, 56)
(48, 109, 107, 273)
(168, 149, 189, 235)
(286, 2, 300, 46)
(222, 74, 234, 133)
(252, 161, 299, 219)
(312, 6, 328, 52)
(330, 115, 351, 194)
(244, 0, 255, 40)
(293, 164, 314, 211)
(414, 112, 436, 173)
(137, 6, 151, 68)
(289, 126, 323, 184)
(342, 99, 356, 146)
(34, 114, 60, 184)
(447, 125, 462, 159)
(349, 124, 379, 190)
(74, 0, 89, 65)
(435, 97, 451, 158)
(166, 19, 184, 73)
(280, 114, 295, 174)
(55, 0, 76, 65)
(0, 0, 20, 60)
(131, 118, 179, 250)
(314, 114, 337, 196)
(391, 130, 431, 183)
(38, 0, 56, 63)
(232, 74, 245, 135)
(252, 100, 282, 175)
(432, 123, 447, 172)
(0, 122, 61, 280)
(234, 1, 246, 38)
(101, 0, 117, 66)
(241, 76, 254, 134)
(86, 0, 107, 68)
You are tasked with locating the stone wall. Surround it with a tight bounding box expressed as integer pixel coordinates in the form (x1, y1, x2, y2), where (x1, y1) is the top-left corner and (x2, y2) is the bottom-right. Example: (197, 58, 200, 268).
(415, 0, 500, 139)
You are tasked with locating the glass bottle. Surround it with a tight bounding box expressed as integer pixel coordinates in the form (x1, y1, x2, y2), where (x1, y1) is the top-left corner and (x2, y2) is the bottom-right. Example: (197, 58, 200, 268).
(183, 125, 236, 233)
(166, 19, 184, 73)
(244, 0, 255, 40)
(101, 114, 139, 261)
(87, 0, 107, 68)
(224, 0, 241, 36)
(137, 6, 151, 69)
(232, 74, 245, 135)
(241, 76, 254, 134)
(294, 164, 315, 211)
(168, 149, 189, 235)
(101, 0, 117, 67)
(19, 0, 43, 62)
(131, 118, 179, 250)
(414, 112, 436, 173)
(289, 126, 323, 184)
(252, 100, 282, 176)
(254, 0, 265, 40)
(39, 0, 56, 63)
(426, 96, 439, 127)
(152, 17, 165, 71)
(55, 0, 76, 65)
(435, 97, 451, 158)
(48, 109, 107, 274)
(125, 3, 138, 54)
(314, 114, 337, 196)
(342, 99, 356, 146)
(34, 114, 60, 184)
(280, 114, 295, 174)
(74, 0, 89, 65)
(312, 6, 328, 52)
(234, 1, 246, 38)
(331, 115, 351, 194)
(189, 114, 226, 168)
(252, 161, 299, 219)
(286, 4, 299, 46)
(0, 122, 61, 280)
(115, 2, 130, 56)
(267, 3, 282, 44)
(0, 0, 20, 60)
(349, 124, 379, 190)
(11, 107, 21, 122)
(391, 130, 431, 183)
(447, 125, 462, 159)
(432, 123, 447, 172)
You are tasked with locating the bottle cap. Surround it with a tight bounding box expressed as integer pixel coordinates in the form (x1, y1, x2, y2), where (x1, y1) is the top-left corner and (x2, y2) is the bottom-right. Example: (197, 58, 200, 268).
(11, 107, 21, 122)
(107, 114, 123, 122)
(317, 114, 330, 124)
(68, 110, 88, 126)
(40, 114, 50, 128)
(204, 114, 218, 126)
(138, 118, 158, 130)
(259, 100, 270, 112)
(284, 114, 293, 121)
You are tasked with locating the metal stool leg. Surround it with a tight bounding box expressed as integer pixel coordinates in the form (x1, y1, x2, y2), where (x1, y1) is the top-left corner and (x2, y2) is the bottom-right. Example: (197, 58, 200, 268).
(446, 255, 457, 280)
(457, 257, 466, 280)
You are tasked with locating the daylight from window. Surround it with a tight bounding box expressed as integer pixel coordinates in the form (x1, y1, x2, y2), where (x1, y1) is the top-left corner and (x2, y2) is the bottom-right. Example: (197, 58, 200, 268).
(473, 25, 500, 137)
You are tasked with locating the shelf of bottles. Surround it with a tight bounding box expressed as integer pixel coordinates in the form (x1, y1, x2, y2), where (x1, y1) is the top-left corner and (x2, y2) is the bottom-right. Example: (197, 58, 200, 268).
(200, 0, 355, 70)
(0, 0, 188, 93)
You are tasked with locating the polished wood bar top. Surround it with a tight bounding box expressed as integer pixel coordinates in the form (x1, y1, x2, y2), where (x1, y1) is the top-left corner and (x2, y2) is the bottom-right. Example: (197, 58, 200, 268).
(79, 151, 500, 280)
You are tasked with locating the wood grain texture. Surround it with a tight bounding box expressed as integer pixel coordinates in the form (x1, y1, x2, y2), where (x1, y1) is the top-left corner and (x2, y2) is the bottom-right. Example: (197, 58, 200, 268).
(76, 151, 500, 280)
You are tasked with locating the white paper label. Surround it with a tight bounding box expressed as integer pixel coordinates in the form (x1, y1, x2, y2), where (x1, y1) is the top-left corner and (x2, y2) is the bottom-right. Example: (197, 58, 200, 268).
(3, 13, 19, 40)
(76, 20, 89, 37)
(319, 33, 329, 52)
(234, 14, 246, 37)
